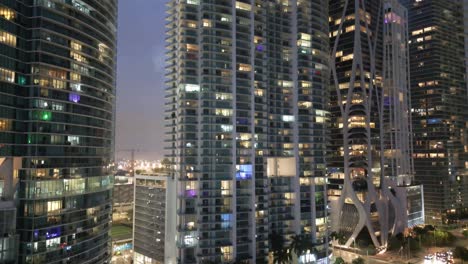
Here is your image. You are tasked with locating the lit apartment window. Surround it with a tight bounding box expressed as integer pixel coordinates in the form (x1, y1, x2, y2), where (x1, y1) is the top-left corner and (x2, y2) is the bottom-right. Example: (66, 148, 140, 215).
(70, 51, 88, 63)
(345, 25, 355, 32)
(215, 109, 232, 117)
(0, 67, 15, 83)
(70, 41, 82, 51)
(0, 30, 16, 47)
(181, 84, 199, 92)
(202, 19, 212, 27)
(341, 53, 354, 61)
(282, 115, 295, 122)
(238, 63, 251, 72)
(235, 1, 251, 11)
(0, 119, 11, 131)
(0, 7, 16, 20)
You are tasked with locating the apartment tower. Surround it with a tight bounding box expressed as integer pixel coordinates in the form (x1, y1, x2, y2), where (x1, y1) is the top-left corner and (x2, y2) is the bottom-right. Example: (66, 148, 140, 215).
(328, 0, 418, 250)
(0, 1, 117, 263)
(403, 0, 468, 224)
(165, 0, 329, 263)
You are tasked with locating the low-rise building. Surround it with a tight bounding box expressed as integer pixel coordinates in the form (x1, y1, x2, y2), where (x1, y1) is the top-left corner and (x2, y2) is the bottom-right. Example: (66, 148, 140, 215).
(133, 174, 176, 264)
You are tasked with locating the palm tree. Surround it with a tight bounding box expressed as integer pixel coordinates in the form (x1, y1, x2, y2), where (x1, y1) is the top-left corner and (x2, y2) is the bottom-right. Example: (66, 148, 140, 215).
(270, 231, 285, 252)
(273, 248, 291, 264)
(289, 234, 305, 258)
(270, 231, 291, 264)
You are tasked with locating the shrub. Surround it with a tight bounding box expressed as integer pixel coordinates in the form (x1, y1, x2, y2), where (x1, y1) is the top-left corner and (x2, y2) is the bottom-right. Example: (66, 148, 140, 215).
(462, 230, 468, 238)
(334, 257, 346, 264)
(453, 246, 468, 261)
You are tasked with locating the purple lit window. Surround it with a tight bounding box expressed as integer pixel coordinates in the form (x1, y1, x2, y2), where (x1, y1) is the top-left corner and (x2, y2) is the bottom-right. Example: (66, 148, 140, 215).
(384, 97, 392, 106)
(186, 189, 196, 197)
(45, 228, 61, 238)
(256, 44, 265, 52)
(69, 93, 80, 103)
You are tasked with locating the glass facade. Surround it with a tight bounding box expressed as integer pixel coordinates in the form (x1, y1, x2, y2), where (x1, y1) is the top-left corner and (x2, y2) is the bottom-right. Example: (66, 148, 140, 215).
(165, 0, 329, 263)
(403, 0, 468, 224)
(0, 0, 117, 263)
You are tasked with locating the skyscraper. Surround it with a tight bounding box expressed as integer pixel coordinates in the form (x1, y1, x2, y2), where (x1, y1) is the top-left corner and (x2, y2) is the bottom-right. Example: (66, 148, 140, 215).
(0, 1, 117, 263)
(328, 0, 420, 249)
(165, 0, 329, 262)
(403, 0, 468, 224)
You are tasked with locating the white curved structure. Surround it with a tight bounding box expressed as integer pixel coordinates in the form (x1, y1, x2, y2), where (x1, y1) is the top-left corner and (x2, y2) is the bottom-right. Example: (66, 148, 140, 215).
(329, 0, 416, 249)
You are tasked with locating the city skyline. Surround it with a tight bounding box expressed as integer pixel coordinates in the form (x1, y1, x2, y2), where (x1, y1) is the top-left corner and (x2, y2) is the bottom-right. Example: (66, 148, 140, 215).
(1, 0, 467, 264)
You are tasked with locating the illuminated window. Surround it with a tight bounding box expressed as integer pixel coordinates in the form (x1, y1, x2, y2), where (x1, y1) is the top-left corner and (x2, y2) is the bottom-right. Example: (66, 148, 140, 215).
(202, 19, 212, 27)
(220, 125, 233, 132)
(185, 44, 198, 52)
(70, 73, 81, 82)
(0, 119, 11, 131)
(278, 80, 293, 88)
(39, 111, 52, 121)
(298, 101, 312, 108)
(0, 67, 15, 83)
(181, 83, 200, 92)
(341, 53, 354, 61)
(0, 7, 15, 20)
(215, 109, 232, 117)
(236, 165, 252, 180)
(235, 1, 251, 11)
(220, 16, 231, 22)
(298, 33, 311, 48)
(238, 63, 251, 72)
(339, 83, 349, 89)
(70, 41, 82, 51)
(345, 25, 355, 32)
(0, 30, 16, 47)
(47, 200, 62, 213)
(67, 136, 80, 145)
(70, 51, 88, 63)
(282, 115, 295, 122)
(215, 93, 231, 100)
(46, 237, 60, 249)
(221, 181, 231, 196)
(185, 21, 197, 28)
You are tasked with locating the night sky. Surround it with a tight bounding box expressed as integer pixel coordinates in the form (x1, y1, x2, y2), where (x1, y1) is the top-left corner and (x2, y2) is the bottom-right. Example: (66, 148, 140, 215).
(116, 0, 166, 160)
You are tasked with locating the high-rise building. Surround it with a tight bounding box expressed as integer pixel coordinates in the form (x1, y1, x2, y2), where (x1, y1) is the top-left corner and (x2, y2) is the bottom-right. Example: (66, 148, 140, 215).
(133, 174, 176, 264)
(328, 0, 421, 250)
(165, 0, 329, 263)
(403, 0, 468, 224)
(0, 1, 117, 263)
